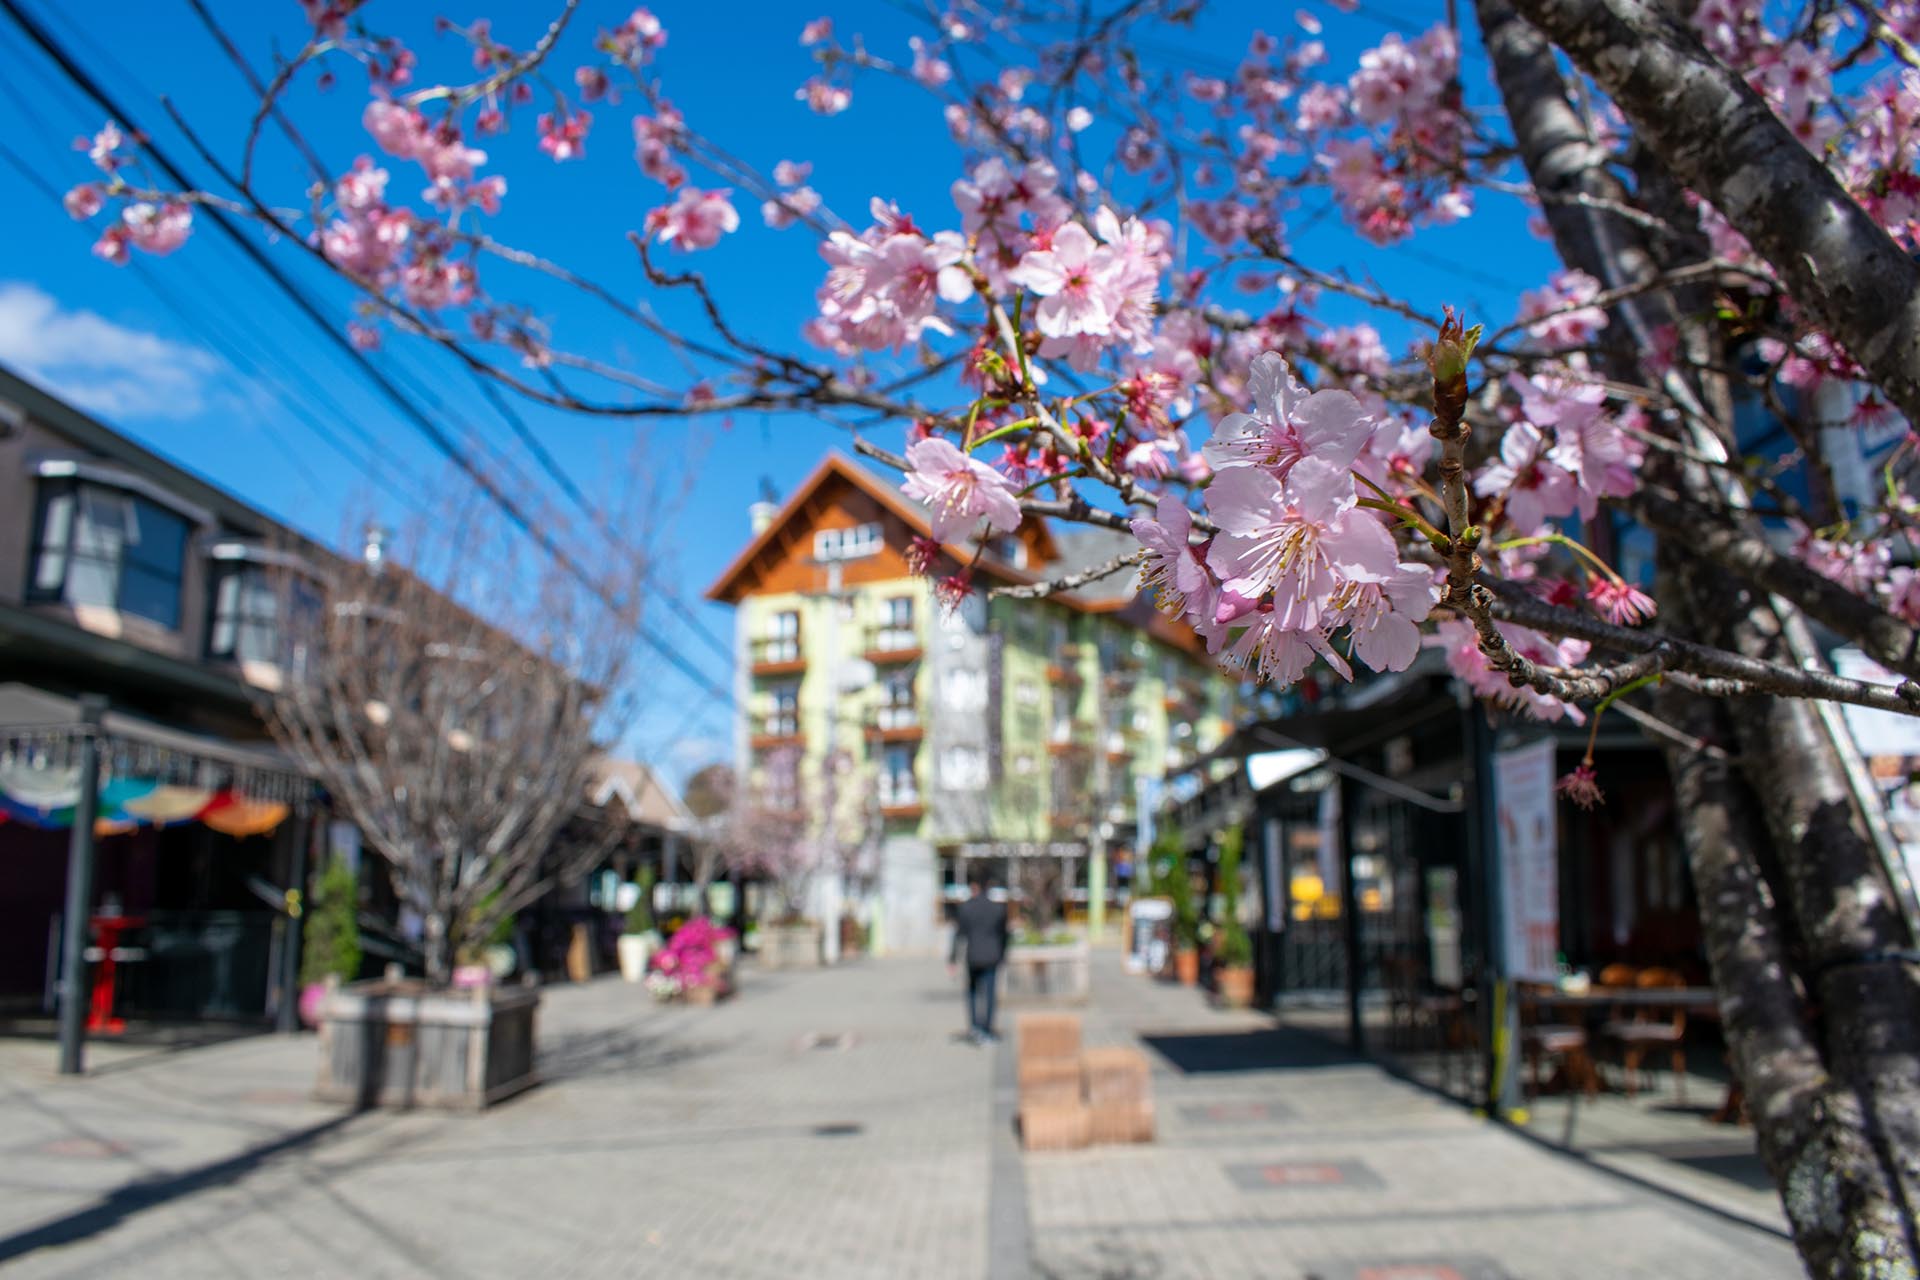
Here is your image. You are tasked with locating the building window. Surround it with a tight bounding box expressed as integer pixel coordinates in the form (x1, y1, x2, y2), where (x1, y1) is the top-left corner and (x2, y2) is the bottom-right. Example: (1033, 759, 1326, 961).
(879, 670, 917, 729)
(881, 744, 917, 805)
(877, 595, 914, 650)
(29, 480, 191, 629)
(815, 522, 881, 563)
(1051, 686, 1076, 741)
(759, 609, 800, 663)
(939, 745, 986, 790)
(206, 561, 321, 669)
(764, 682, 799, 736)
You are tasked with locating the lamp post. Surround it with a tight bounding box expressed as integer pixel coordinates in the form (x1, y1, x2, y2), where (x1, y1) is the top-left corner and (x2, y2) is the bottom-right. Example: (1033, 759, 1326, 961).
(56, 695, 107, 1076)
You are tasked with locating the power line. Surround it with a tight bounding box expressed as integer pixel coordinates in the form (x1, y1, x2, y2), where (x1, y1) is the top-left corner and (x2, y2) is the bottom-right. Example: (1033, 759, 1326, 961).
(1, 0, 738, 712)
(0, 45, 434, 517)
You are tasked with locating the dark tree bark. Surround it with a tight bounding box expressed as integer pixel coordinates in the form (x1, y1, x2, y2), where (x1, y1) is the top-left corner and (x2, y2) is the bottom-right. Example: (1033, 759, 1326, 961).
(1507, 0, 1920, 428)
(1476, 3, 1920, 1271)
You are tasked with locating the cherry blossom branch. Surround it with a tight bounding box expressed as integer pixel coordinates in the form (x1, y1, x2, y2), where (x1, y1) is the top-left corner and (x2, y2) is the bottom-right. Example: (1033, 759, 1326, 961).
(1487, 583, 1920, 716)
(181, 0, 330, 186)
(407, 0, 583, 109)
(1627, 486, 1920, 680)
(989, 549, 1145, 599)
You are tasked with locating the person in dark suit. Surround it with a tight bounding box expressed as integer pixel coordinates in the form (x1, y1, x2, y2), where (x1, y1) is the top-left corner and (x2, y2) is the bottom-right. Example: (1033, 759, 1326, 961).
(948, 867, 1009, 1044)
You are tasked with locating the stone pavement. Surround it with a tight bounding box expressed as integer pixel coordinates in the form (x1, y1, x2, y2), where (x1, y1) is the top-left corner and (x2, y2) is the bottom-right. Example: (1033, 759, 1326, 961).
(0, 951, 1800, 1279)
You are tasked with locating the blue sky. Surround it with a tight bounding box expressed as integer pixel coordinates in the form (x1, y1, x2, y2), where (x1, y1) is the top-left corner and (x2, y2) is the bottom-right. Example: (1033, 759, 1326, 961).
(0, 0, 1561, 785)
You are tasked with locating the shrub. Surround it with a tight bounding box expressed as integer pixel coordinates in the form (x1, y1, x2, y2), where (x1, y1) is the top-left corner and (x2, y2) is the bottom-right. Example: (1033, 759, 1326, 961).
(301, 855, 361, 986)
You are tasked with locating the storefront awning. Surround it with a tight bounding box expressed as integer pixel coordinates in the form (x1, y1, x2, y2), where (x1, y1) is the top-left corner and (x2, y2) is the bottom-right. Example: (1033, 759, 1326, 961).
(0, 683, 314, 813)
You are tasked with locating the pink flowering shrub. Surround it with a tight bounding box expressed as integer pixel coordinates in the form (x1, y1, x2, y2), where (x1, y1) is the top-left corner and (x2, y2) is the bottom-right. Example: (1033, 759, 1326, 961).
(649, 916, 735, 994)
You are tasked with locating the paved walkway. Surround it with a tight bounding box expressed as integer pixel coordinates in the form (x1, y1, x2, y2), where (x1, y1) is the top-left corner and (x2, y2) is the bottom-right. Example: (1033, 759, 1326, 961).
(0, 952, 1800, 1279)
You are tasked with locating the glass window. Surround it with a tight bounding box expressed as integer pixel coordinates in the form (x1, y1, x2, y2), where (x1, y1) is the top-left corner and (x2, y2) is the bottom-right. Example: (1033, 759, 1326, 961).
(881, 744, 917, 803)
(208, 562, 321, 667)
(766, 682, 800, 735)
(878, 595, 914, 649)
(29, 480, 190, 629)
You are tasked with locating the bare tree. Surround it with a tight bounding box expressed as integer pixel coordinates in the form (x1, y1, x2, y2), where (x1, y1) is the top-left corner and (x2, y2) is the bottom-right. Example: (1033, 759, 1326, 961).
(270, 503, 646, 985)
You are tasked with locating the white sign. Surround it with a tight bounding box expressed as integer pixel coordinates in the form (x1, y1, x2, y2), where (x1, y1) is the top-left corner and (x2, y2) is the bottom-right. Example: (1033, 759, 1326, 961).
(1833, 647, 1920, 757)
(1494, 739, 1559, 982)
(1126, 897, 1173, 974)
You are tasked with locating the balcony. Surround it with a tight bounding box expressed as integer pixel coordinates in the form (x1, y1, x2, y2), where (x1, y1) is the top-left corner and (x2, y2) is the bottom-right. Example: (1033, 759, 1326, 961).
(1102, 732, 1130, 762)
(749, 714, 804, 751)
(750, 634, 806, 677)
(864, 625, 922, 664)
(1045, 659, 1085, 684)
(1047, 722, 1091, 755)
(879, 777, 923, 819)
(866, 702, 924, 742)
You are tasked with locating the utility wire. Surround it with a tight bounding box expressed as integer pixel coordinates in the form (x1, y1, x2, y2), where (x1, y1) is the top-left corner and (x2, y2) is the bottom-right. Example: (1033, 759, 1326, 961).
(0, 0, 737, 710)
(0, 39, 434, 516)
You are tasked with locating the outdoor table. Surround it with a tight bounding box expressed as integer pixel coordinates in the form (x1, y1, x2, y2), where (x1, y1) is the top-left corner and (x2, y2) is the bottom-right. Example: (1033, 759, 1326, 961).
(83, 915, 147, 1034)
(1520, 985, 1739, 1119)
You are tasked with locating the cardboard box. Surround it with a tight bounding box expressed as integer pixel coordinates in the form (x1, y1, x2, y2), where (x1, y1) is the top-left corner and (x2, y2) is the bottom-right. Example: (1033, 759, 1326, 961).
(1020, 1101, 1091, 1151)
(1087, 1098, 1156, 1144)
(1016, 1012, 1082, 1064)
(1018, 1055, 1082, 1106)
(1081, 1046, 1152, 1104)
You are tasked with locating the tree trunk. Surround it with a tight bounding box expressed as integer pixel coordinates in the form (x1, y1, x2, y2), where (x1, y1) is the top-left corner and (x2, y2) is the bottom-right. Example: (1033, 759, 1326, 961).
(1507, 0, 1920, 427)
(1476, 3, 1920, 1270)
(423, 910, 453, 987)
(1657, 575, 1920, 1277)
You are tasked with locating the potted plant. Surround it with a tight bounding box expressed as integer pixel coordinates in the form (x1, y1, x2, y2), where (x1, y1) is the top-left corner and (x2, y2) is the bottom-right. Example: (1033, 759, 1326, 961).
(647, 916, 735, 1005)
(618, 869, 661, 983)
(1004, 860, 1090, 1003)
(299, 855, 361, 1029)
(1213, 825, 1256, 1008)
(1152, 826, 1201, 986)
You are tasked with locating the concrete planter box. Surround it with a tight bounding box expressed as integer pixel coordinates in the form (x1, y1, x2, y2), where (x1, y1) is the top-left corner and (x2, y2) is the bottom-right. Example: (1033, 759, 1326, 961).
(315, 978, 540, 1110)
(1004, 939, 1091, 1005)
(756, 921, 822, 970)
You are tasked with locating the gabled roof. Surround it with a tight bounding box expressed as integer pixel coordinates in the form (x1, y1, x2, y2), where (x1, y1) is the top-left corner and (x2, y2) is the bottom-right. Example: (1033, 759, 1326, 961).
(588, 756, 692, 830)
(701, 450, 1214, 657)
(703, 451, 1058, 604)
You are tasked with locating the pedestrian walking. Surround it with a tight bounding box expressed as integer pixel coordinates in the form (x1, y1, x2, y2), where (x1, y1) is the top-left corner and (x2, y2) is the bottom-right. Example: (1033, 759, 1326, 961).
(948, 867, 1008, 1045)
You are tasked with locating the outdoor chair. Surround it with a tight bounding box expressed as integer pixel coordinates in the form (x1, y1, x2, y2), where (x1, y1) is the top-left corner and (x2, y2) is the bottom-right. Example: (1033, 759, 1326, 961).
(1601, 967, 1689, 1102)
(1595, 962, 1639, 989)
(1520, 984, 1598, 1098)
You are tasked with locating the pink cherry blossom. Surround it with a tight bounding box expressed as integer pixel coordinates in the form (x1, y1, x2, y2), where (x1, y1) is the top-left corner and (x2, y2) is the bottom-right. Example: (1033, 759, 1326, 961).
(63, 184, 104, 220)
(645, 187, 739, 252)
(609, 8, 667, 66)
(1345, 562, 1436, 673)
(83, 121, 127, 173)
(363, 100, 426, 159)
(797, 78, 851, 116)
(799, 17, 833, 45)
(1204, 457, 1399, 633)
(537, 108, 591, 162)
(1555, 763, 1604, 810)
(1473, 421, 1579, 533)
(910, 36, 952, 88)
(1130, 495, 1210, 614)
(328, 163, 385, 219)
(1205, 351, 1374, 480)
(1518, 269, 1608, 348)
(901, 438, 1023, 543)
(91, 226, 130, 266)
(633, 105, 688, 189)
(762, 187, 822, 230)
(1012, 222, 1114, 340)
(1587, 578, 1657, 626)
(121, 202, 193, 256)
(1220, 609, 1350, 685)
